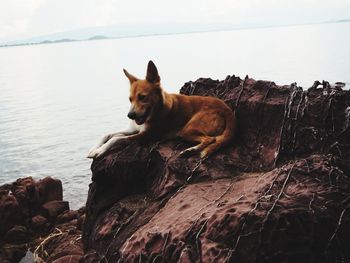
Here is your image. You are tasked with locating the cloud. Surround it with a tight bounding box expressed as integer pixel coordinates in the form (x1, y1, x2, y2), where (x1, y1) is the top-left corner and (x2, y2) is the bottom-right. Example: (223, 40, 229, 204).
(0, 0, 45, 40)
(0, 0, 349, 41)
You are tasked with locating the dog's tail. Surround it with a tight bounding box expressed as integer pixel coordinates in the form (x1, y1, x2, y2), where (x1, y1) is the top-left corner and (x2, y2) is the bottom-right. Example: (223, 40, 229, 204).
(201, 109, 235, 158)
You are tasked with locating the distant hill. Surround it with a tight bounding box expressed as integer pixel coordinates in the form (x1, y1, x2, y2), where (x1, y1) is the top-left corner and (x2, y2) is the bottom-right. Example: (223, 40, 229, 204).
(88, 35, 109, 41)
(0, 38, 78, 47)
(0, 21, 240, 47)
(1, 19, 349, 48)
(333, 19, 350, 23)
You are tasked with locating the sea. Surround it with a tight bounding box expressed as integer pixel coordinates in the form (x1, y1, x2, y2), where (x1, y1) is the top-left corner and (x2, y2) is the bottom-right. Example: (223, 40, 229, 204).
(0, 22, 349, 209)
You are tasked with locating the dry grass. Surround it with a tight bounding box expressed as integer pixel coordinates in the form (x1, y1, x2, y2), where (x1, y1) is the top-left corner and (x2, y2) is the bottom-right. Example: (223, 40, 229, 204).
(33, 228, 63, 262)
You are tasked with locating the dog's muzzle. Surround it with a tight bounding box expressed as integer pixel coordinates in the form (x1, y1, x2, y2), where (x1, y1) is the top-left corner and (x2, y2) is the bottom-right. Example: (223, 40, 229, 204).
(127, 108, 150, 125)
(127, 111, 137, 120)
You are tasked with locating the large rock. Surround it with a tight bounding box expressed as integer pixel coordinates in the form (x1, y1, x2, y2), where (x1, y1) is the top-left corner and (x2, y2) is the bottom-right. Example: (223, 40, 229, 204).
(82, 76, 350, 262)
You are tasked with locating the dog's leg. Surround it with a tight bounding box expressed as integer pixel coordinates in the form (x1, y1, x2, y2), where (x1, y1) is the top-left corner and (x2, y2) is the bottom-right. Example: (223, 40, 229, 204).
(87, 133, 128, 158)
(178, 110, 230, 158)
(87, 136, 129, 159)
(178, 111, 226, 158)
(179, 137, 215, 156)
(178, 127, 215, 157)
(87, 121, 140, 158)
(88, 130, 149, 159)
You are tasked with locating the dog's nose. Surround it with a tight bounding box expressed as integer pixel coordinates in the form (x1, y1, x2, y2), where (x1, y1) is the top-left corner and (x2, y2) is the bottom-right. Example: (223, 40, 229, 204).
(127, 111, 137, 120)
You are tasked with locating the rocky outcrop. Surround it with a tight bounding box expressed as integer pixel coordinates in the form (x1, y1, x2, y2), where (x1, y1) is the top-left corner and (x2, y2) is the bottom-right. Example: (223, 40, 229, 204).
(0, 177, 84, 263)
(2, 75, 348, 262)
(82, 76, 350, 262)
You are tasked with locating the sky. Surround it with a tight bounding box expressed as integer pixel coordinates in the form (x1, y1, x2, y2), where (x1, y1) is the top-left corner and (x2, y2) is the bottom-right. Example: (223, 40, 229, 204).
(1, 0, 350, 42)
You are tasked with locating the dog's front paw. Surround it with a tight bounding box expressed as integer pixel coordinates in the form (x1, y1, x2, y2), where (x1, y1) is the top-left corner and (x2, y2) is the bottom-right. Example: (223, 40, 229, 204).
(87, 147, 97, 158)
(87, 150, 97, 159)
(87, 148, 104, 159)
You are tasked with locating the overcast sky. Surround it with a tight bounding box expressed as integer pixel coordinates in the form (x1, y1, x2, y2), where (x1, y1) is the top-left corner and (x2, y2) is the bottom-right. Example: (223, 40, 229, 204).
(1, 0, 350, 41)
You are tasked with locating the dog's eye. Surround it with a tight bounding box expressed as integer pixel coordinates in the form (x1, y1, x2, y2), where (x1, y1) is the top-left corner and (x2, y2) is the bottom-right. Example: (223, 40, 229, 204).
(138, 94, 147, 101)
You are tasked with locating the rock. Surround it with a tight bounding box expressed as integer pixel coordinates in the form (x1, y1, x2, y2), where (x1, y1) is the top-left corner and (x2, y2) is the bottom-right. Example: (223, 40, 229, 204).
(29, 203, 84, 263)
(56, 210, 79, 224)
(334, 82, 346, 89)
(0, 244, 27, 263)
(0, 191, 24, 236)
(0, 176, 65, 238)
(36, 177, 63, 204)
(119, 156, 350, 262)
(0, 176, 82, 263)
(31, 215, 49, 231)
(10, 177, 51, 220)
(77, 214, 85, 231)
(33, 227, 83, 263)
(42, 201, 69, 219)
(82, 76, 350, 262)
(11, 177, 37, 209)
(4, 225, 29, 244)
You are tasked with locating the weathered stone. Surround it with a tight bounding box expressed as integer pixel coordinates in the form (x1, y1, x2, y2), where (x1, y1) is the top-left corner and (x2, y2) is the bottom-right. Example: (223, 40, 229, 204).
(82, 76, 350, 263)
(56, 210, 78, 224)
(77, 214, 85, 231)
(0, 243, 27, 263)
(0, 191, 24, 236)
(36, 177, 63, 204)
(4, 225, 29, 244)
(42, 201, 69, 219)
(0, 176, 82, 263)
(33, 227, 83, 263)
(31, 215, 49, 231)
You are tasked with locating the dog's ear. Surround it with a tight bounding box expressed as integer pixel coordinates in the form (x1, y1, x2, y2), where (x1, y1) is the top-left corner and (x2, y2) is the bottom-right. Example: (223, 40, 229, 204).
(123, 69, 138, 84)
(146, 60, 160, 84)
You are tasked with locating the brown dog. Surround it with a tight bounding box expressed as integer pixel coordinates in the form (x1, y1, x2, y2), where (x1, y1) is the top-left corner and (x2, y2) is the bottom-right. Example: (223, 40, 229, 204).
(87, 61, 235, 159)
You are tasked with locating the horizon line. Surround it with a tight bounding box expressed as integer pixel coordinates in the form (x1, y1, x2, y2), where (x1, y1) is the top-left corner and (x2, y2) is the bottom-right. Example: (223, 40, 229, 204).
(1, 19, 349, 49)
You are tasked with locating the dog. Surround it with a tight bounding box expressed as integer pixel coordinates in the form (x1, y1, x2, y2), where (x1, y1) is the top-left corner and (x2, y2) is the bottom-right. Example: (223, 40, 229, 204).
(87, 61, 235, 159)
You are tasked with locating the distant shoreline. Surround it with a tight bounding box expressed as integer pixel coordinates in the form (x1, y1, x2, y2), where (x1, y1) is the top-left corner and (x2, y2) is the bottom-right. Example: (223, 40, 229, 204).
(1, 19, 349, 49)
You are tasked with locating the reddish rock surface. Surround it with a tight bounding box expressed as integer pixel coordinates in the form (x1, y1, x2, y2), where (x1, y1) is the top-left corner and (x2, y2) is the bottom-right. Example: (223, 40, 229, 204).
(0, 177, 84, 263)
(82, 76, 350, 262)
(31, 215, 49, 231)
(42, 200, 70, 219)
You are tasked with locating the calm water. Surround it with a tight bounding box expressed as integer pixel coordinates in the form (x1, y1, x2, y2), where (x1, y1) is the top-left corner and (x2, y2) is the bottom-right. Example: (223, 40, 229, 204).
(0, 23, 349, 209)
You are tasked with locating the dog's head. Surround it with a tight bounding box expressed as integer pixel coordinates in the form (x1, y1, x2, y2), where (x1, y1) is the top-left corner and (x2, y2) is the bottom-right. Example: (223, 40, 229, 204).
(123, 61, 164, 125)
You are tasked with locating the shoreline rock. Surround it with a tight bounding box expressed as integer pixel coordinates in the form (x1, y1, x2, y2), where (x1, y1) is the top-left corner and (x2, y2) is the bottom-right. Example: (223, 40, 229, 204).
(82, 75, 350, 262)
(0, 176, 84, 263)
